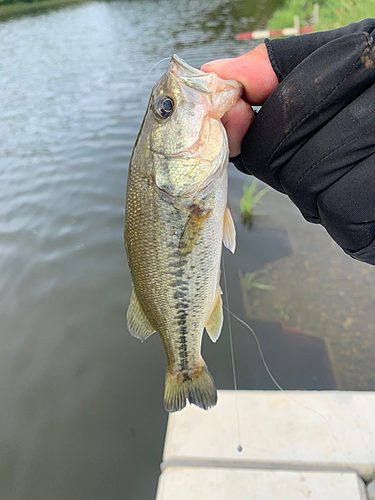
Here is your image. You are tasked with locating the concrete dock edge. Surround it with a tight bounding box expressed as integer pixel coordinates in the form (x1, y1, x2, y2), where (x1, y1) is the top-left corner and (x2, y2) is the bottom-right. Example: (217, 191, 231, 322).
(156, 390, 375, 499)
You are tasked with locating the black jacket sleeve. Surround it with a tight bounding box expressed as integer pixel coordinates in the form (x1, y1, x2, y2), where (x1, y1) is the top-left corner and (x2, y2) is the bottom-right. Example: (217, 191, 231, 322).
(232, 19, 375, 265)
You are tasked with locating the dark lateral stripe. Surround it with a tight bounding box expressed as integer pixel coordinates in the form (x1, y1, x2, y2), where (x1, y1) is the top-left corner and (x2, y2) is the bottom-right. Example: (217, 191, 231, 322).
(176, 308, 188, 371)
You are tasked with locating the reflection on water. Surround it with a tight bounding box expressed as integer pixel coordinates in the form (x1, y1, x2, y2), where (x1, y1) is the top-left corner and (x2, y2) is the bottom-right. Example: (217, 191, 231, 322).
(1, 1, 374, 499)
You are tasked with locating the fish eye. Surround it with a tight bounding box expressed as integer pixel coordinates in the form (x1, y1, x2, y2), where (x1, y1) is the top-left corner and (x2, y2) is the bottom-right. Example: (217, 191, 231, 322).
(153, 95, 174, 120)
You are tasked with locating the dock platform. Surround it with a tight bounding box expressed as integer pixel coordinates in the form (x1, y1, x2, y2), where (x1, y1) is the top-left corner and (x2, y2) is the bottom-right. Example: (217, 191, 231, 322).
(156, 390, 375, 499)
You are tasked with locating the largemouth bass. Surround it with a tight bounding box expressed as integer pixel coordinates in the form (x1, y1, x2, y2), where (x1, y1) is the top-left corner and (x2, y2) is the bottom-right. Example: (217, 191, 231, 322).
(124, 55, 242, 412)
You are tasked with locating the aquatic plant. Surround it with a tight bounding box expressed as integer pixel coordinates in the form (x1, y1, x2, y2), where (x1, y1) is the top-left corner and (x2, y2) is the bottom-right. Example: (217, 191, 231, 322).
(239, 270, 275, 291)
(240, 179, 270, 228)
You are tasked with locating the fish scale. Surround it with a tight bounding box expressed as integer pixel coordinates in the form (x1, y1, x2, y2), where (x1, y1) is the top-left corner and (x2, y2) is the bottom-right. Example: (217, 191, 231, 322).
(124, 55, 242, 412)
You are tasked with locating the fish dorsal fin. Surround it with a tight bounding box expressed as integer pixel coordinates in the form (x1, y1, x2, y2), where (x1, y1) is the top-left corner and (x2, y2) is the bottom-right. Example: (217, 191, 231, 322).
(127, 290, 156, 342)
(205, 287, 223, 343)
(179, 206, 211, 255)
(223, 205, 236, 253)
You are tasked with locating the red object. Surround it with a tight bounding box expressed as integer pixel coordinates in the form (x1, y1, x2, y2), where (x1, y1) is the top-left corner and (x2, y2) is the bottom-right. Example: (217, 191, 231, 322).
(300, 26, 315, 34)
(237, 26, 314, 40)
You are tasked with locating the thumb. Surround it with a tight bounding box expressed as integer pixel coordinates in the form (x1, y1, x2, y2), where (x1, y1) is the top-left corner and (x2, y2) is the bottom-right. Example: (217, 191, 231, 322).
(201, 44, 278, 105)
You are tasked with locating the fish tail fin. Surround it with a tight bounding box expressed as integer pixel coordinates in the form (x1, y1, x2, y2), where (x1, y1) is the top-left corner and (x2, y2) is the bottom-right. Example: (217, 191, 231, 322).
(164, 359, 217, 413)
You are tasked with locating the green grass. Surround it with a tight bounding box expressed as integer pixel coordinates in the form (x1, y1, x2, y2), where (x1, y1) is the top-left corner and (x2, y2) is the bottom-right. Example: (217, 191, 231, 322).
(267, 0, 375, 32)
(239, 270, 275, 291)
(240, 179, 270, 228)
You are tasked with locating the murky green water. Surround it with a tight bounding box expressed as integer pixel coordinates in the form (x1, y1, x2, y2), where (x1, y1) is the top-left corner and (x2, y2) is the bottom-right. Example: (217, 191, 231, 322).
(1, 1, 375, 499)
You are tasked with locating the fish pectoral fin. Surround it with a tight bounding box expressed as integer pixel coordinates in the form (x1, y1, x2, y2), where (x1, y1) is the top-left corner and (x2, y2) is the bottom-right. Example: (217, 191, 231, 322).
(223, 205, 236, 253)
(179, 206, 211, 255)
(205, 287, 223, 343)
(127, 290, 156, 342)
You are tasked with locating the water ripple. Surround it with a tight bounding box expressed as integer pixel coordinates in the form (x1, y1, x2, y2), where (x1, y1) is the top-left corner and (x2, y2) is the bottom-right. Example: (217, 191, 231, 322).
(0, 1, 263, 499)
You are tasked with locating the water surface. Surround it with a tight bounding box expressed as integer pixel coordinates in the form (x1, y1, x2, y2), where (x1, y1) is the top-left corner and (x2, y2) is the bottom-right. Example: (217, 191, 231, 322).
(1, 1, 375, 499)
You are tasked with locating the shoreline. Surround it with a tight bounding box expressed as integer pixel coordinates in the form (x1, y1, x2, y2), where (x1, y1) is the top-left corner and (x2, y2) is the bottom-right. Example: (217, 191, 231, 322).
(0, 0, 92, 21)
(2, 0, 372, 28)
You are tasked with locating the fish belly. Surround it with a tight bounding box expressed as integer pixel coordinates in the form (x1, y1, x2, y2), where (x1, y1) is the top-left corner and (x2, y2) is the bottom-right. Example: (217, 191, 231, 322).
(125, 166, 227, 411)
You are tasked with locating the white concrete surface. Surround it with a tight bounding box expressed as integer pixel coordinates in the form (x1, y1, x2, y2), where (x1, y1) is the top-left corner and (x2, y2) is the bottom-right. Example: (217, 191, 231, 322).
(156, 467, 368, 500)
(368, 479, 375, 500)
(162, 390, 375, 479)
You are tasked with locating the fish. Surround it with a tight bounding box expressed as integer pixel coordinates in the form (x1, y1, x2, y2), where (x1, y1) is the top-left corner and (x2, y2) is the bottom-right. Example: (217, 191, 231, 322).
(124, 55, 242, 412)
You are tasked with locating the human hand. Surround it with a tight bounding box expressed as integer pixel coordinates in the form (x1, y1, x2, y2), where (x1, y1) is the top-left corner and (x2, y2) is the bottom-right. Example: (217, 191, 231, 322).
(201, 43, 278, 157)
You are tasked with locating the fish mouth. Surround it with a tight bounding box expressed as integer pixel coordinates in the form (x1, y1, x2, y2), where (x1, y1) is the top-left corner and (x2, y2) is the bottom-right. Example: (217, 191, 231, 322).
(170, 54, 202, 77)
(168, 54, 219, 95)
(169, 54, 243, 97)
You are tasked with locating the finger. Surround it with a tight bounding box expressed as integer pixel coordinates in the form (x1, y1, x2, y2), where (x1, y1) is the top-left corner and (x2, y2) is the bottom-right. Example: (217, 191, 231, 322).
(222, 98, 254, 158)
(201, 44, 278, 105)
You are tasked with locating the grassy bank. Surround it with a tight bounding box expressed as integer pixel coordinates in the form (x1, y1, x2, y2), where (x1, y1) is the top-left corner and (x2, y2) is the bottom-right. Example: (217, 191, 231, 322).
(267, 0, 375, 32)
(0, 0, 91, 21)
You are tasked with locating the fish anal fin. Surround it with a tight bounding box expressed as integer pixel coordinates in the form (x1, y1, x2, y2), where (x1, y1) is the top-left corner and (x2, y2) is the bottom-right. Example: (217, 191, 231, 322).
(164, 359, 217, 412)
(205, 287, 223, 343)
(223, 205, 236, 253)
(127, 290, 156, 342)
(179, 206, 211, 255)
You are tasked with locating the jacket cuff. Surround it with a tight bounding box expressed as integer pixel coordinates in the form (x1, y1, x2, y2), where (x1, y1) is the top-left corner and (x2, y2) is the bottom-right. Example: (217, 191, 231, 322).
(344, 240, 375, 266)
(264, 38, 284, 82)
(229, 154, 248, 174)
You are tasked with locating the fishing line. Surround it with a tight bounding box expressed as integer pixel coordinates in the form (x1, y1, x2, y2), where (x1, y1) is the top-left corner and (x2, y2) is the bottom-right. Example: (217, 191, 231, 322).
(141, 57, 171, 107)
(223, 304, 354, 465)
(221, 252, 243, 452)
